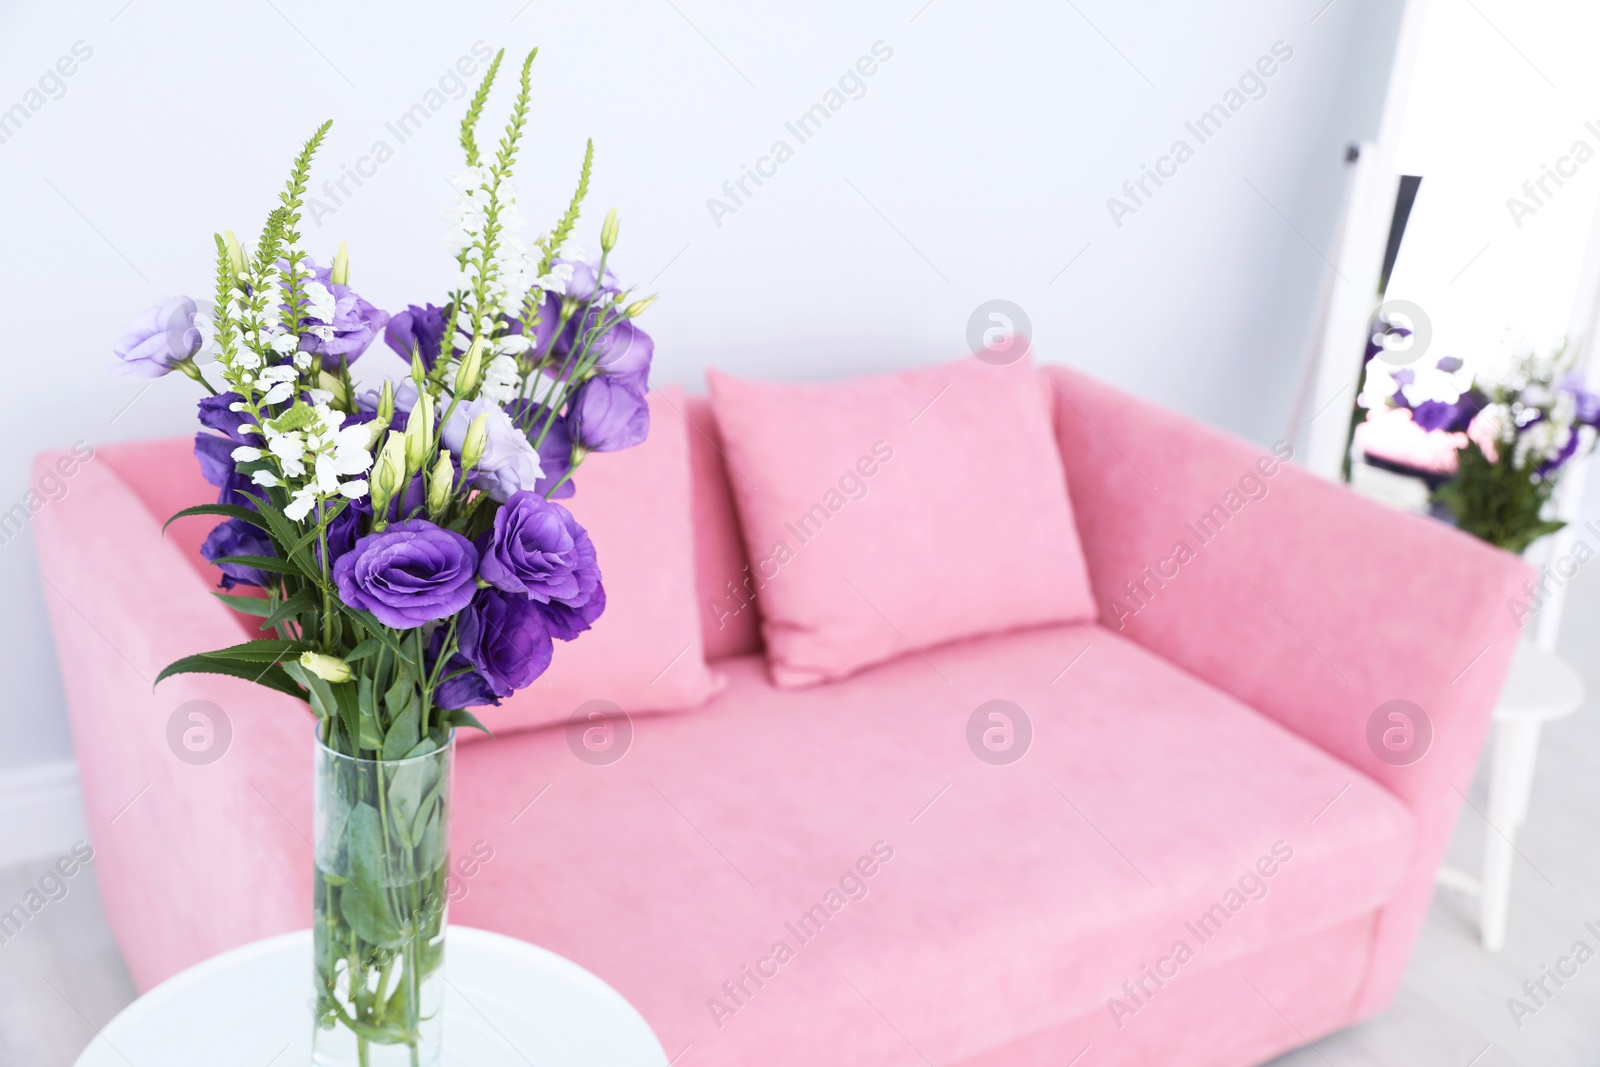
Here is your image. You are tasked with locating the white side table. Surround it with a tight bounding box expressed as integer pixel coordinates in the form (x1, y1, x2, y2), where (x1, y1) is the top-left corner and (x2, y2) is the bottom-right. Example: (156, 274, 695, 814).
(74, 926, 668, 1066)
(1437, 641, 1584, 951)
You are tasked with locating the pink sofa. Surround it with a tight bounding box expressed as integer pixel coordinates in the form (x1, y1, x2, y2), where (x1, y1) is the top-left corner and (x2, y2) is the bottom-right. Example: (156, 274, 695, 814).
(36, 367, 1529, 1066)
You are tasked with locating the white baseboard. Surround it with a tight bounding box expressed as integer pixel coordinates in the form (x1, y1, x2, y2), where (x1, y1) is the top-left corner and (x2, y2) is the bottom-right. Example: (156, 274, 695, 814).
(0, 760, 88, 867)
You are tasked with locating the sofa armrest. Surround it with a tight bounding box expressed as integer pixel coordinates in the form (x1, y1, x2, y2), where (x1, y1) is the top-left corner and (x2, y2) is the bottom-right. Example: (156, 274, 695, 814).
(32, 448, 311, 990)
(1046, 367, 1531, 1016)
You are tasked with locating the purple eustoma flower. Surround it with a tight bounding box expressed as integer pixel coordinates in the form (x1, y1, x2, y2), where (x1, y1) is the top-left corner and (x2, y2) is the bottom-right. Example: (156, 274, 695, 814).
(537, 581, 606, 641)
(567, 377, 649, 453)
(478, 492, 599, 605)
(194, 433, 256, 509)
(297, 264, 390, 371)
(440, 397, 544, 502)
(563, 309, 652, 383)
(114, 297, 203, 377)
(554, 257, 620, 303)
(198, 393, 255, 442)
(201, 518, 275, 590)
(532, 415, 577, 499)
(332, 519, 479, 629)
(456, 587, 554, 696)
(384, 304, 450, 371)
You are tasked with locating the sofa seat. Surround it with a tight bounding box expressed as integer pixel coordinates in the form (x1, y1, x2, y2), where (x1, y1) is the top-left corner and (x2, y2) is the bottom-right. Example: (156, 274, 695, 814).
(450, 622, 1416, 1065)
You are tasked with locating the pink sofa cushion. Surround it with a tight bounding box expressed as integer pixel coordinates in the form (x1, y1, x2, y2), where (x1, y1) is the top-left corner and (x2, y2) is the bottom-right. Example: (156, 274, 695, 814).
(450, 622, 1415, 1065)
(98, 387, 726, 738)
(469, 387, 724, 734)
(680, 394, 763, 661)
(707, 356, 1097, 686)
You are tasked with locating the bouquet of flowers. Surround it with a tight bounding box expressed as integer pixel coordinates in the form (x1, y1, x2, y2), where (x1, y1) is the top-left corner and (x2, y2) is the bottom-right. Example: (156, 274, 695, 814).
(1385, 349, 1600, 553)
(112, 48, 651, 1065)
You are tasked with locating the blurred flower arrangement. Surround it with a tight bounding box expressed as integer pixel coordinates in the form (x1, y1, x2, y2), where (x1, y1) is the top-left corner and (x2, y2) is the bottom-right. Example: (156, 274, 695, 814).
(1380, 348, 1600, 553)
(111, 47, 652, 1065)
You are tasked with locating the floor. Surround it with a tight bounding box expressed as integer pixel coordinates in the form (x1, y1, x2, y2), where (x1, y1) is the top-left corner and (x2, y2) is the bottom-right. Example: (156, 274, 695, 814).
(2, 577, 1597, 1066)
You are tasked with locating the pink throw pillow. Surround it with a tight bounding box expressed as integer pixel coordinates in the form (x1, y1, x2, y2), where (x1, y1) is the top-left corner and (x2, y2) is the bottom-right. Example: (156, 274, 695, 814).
(468, 387, 725, 738)
(707, 355, 1096, 686)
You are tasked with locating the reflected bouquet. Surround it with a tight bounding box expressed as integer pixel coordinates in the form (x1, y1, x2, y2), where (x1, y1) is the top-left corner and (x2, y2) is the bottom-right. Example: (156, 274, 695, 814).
(114, 48, 651, 1065)
(1395, 349, 1600, 553)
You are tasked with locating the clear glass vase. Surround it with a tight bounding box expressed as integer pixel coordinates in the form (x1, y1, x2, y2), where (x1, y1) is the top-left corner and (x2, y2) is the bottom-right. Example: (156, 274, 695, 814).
(311, 731, 454, 1067)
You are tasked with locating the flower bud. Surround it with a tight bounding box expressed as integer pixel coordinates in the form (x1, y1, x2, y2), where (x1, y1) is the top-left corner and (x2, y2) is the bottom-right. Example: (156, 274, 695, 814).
(315, 370, 349, 407)
(404, 392, 435, 470)
(223, 229, 248, 279)
(454, 337, 485, 397)
(330, 242, 350, 286)
(623, 295, 656, 319)
(461, 412, 490, 471)
(376, 379, 395, 425)
(371, 432, 407, 519)
(299, 651, 353, 683)
(600, 208, 620, 253)
(427, 450, 455, 517)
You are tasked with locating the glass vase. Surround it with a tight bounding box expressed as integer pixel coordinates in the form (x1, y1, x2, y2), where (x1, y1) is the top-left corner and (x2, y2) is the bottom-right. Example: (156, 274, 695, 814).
(311, 731, 454, 1067)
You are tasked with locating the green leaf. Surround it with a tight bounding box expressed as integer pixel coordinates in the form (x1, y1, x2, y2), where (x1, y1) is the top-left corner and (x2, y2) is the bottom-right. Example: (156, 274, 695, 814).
(212, 592, 274, 618)
(345, 638, 383, 664)
(339, 803, 405, 949)
(282, 660, 336, 722)
(440, 707, 490, 735)
(163, 503, 270, 535)
(262, 588, 319, 632)
(154, 655, 305, 700)
(238, 492, 314, 570)
(381, 698, 421, 762)
(342, 607, 409, 660)
(208, 554, 303, 577)
(196, 638, 310, 662)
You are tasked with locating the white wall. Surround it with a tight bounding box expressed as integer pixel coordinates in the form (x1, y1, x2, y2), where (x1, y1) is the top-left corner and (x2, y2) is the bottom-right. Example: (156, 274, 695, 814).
(0, 0, 1402, 770)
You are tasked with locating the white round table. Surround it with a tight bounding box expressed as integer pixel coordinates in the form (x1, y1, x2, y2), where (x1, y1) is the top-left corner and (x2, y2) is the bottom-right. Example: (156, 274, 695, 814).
(73, 926, 669, 1066)
(1436, 641, 1585, 951)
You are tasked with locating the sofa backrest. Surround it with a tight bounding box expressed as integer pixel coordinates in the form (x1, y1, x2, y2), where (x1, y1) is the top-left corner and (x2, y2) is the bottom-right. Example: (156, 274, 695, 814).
(96, 395, 766, 662)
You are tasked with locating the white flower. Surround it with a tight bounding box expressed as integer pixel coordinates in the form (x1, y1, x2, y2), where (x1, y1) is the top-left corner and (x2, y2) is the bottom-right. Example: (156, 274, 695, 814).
(303, 280, 337, 324)
(339, 480, 369, 499)
(284, 486, 319, 522)
(261, 382, 295, 405)
(231, 446, 263, 462)
(268, 333, 300, 357)
(479, 354, 522, 404)
(251, 470, 280, 487)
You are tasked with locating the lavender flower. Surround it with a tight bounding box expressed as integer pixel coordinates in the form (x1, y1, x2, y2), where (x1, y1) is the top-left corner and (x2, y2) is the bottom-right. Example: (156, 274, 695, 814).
(113, 297, 203, 377)
(440, 397, 544, 502)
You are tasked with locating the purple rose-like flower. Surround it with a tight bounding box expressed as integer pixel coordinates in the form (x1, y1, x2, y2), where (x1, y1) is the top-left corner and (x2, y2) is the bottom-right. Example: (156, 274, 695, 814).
(198, 392, 255, 442)
(506, 400, 576, 498)
(201, 518, 275, 590)
(537, 581, 606, 641)
(567, 377, 649, 453)
(194, 433, 256, 509)
(297, 264, 390, 371)
(564, 309, 652, 382)
(384, 304, 450, 371)
(457, 587, 554, 696)
(532, 414, 577, 498)
(478, 492, 599, 605)
(440, 397, 544, 502)
(114, 297, 203, 377)
(554, 257, 621, 303)
(332, 519, 479, 629)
